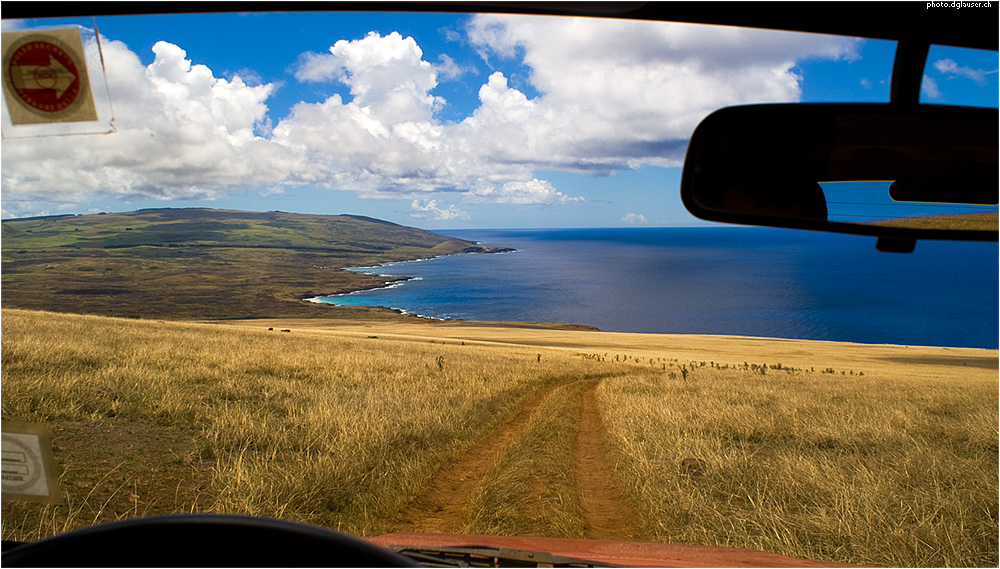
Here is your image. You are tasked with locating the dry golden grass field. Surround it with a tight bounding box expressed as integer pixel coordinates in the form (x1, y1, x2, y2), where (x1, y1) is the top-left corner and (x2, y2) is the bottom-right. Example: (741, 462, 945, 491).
(2, 308, 997, 566)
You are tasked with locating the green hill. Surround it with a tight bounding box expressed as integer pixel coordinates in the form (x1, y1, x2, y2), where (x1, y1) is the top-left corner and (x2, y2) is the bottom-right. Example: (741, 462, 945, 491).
(1, 208, 501, 319)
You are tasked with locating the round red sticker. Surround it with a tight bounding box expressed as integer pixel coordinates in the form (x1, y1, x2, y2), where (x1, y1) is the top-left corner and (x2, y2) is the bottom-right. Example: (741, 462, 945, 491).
(7, 38, 82, 113)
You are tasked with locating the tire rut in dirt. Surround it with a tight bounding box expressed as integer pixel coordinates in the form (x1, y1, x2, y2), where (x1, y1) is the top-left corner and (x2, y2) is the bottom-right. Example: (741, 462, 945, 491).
(389, 378, 575, 534)
(574, 383, 648, 541)
(390, 372, 645, 541)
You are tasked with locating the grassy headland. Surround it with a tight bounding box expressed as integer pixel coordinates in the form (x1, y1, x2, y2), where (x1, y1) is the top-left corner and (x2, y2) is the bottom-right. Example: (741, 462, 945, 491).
(2, 309, 996, 566)
(0, 208, 508, 320)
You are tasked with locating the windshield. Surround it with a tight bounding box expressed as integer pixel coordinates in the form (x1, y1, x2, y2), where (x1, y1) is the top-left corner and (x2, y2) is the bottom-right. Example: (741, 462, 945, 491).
(1, 9, 997, 568)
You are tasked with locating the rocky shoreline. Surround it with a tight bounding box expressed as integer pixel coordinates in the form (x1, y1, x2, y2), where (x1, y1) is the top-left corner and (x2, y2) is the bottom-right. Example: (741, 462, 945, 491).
(302, 243, 516, 303)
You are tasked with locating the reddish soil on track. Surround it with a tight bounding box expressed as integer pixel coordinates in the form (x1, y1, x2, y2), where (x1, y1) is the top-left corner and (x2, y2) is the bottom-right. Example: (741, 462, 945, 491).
(391, 377, 646, 540)
(391, 382, 563, 533)
(575, 384, 646, 541)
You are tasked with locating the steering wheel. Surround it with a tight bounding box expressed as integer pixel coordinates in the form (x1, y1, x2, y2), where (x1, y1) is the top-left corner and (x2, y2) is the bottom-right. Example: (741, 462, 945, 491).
(2, 514, 418, 567)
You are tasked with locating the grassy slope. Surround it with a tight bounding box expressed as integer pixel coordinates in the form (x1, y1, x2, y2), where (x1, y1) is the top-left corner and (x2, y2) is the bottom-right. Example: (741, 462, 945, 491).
(211, 317, 1000, 566)
(0, 208, 489, 319)
(218, 317, 999, 382)
(859, 210, 998, 231)
(599, 369, 998, 566)
(2, 309, 996, 566)
(0, 309, 612, 540)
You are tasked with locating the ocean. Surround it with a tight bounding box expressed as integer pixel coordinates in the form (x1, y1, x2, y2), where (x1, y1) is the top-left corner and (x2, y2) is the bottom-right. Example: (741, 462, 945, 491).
(312, 227, 998, 349)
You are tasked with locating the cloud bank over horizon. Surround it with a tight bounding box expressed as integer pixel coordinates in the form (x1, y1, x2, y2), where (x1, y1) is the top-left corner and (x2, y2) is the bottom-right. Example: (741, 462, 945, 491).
(1, 15, 861, 219)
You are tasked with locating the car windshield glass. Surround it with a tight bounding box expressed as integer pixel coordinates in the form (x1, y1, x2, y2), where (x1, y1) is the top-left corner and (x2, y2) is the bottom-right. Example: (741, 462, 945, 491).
(2, 9, 997, 569)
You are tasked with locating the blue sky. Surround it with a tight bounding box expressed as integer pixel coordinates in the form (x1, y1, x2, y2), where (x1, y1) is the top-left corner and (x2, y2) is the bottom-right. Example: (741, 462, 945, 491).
(2, 10, 997, 228)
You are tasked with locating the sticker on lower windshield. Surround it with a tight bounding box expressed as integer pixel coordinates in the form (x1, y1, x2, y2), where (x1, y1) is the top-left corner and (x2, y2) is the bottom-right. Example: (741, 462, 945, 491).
(1, 422, 63, 504)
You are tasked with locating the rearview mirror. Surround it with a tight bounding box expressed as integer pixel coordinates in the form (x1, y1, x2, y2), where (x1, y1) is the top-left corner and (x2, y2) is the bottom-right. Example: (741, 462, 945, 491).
(680, 103, 998, 247)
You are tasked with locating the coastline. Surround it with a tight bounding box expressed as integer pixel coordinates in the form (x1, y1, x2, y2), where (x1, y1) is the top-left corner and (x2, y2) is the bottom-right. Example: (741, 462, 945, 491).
(304, 275, 418, 303)
(300, 228, 998, 350)
(303, 244, 515, 306)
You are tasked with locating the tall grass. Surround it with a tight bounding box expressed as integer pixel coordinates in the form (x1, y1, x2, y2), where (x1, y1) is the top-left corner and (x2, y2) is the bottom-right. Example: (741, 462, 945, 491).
(597, 366, 999, 566)
(0, 309, 603, 538)
(464, 379, 593, 538)
(3, 308, 996, 567)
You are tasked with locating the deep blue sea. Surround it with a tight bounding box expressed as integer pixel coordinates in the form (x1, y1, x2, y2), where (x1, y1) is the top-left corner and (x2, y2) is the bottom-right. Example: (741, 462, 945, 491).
(313, 227, 999, 349)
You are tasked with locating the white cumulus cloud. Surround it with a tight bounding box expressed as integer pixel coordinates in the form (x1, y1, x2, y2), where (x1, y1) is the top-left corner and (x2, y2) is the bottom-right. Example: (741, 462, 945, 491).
(621, 213, 648, 224)
(2, 37, 284, 218)
(409, 199, 470, 220)
(2, 17, 862, 218)
(464, 14, 861, 171)
(468, 178, 583, 205)
(294, 31, 444, 123)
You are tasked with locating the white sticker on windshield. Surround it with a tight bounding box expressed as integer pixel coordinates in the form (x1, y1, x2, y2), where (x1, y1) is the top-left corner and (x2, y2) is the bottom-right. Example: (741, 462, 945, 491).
(2, 27, 98, 125)
(0, 24, 115, 138)
(1, 422, 63, 504)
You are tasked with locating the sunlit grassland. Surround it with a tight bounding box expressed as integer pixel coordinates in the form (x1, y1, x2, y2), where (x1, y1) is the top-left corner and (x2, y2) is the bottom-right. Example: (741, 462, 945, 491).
(223, 318, 1000, 566)
(464, 379, 593, 538)
(0, 308, 606, 540)
(2, 309, 996, 567)
(597, 367, 999, 567)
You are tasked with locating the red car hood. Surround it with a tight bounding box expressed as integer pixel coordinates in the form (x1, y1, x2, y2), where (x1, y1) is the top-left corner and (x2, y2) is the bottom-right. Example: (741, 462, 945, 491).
(366, 532, 857, 567)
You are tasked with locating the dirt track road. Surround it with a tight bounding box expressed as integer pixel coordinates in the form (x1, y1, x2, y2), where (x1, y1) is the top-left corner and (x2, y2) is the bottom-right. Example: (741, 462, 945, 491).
(391, 374, 647, 540)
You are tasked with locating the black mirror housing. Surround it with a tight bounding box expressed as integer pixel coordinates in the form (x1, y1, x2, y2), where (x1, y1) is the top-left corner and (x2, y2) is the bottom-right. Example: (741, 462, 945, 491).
(681, 103, 998, 242)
